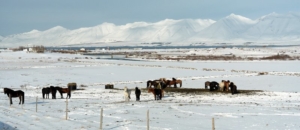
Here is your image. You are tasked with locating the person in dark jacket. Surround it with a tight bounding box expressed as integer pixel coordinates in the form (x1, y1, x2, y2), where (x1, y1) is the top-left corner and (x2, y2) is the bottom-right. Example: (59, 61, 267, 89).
(135, 87, 141, 101)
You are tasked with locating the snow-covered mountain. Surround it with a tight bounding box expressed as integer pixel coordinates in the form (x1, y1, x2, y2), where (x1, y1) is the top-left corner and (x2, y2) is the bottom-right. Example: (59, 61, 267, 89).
(1, 12, 300, 47)
(189, 14, 256, 41)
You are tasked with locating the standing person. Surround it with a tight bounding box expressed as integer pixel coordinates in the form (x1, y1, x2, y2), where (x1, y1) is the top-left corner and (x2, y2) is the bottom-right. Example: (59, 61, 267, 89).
(135, 87, 141, 101)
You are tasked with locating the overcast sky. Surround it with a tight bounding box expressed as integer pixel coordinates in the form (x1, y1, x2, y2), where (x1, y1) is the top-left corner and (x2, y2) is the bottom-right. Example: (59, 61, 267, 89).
(0, 0, 299, 36)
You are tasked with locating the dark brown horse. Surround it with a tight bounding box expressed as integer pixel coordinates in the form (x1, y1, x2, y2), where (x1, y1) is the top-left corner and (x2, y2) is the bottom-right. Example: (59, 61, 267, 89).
(148, 88, 163, 100)
(4, 88, 25, 105)
(56, 87, 71, 99)
(146, 80, 160, 88)
(42, 87, 50, 99)
(165, 79, 182, 88)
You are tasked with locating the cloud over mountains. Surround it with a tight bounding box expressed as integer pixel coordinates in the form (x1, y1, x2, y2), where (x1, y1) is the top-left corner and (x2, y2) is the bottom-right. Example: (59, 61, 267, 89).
(1, 12, 300, 47)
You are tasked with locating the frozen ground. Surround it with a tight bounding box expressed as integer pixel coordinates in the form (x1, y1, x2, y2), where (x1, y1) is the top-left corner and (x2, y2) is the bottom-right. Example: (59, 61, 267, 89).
(0, 47, 300, 130)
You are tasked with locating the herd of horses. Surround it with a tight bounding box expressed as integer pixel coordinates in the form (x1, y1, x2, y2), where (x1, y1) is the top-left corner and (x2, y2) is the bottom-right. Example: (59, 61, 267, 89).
(42, 86, 71, 99)
(205, 80, 238, 95)
(3, 79, 238, 105)
(146, 78, 181, 100)
(3, 86, 71, 105)
(130, 78, 238, 101)
(147, 78, 182, 89)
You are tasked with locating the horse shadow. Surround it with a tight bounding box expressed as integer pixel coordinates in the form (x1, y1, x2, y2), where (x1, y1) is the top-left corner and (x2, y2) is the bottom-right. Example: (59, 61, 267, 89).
(27, 101, 49, 104)
(0, 121, 15, 130)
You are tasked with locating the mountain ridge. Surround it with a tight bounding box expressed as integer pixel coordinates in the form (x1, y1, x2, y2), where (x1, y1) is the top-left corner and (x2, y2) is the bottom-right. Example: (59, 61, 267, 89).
(1, 12, 300, 47)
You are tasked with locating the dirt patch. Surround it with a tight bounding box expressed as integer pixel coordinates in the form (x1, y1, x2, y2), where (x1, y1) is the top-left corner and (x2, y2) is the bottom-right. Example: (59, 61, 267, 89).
(111, 88, 264, 95)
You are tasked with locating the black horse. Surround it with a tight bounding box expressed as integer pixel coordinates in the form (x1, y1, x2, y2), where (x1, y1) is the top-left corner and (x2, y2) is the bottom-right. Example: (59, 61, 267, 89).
(4, 88, 25, 105)
(154, 89, 162, 100)
(148, 88, 163, 100)
(229, 82, 238, 95)
(42, 87, 51, 99)
(49, 86, 57, 99)
(135, 87, 141, 101)
(209, 81, 219, 91)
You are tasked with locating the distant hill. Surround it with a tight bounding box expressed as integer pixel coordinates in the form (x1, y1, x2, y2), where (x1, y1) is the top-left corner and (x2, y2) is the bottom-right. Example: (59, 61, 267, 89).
(1, 12, 300, 47)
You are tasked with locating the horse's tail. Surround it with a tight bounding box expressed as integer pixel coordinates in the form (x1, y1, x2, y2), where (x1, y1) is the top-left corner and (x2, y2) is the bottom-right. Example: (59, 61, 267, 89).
(180, 81, 182, 87)
(68, 88, 71, 98)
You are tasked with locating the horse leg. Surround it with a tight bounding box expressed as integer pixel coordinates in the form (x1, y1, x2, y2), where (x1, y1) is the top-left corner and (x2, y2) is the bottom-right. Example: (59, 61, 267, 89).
(22, 94, 24, 104)
(9, 94, 12, 105)
(19, 96, 21, 104)
(159, 92, 162, 100)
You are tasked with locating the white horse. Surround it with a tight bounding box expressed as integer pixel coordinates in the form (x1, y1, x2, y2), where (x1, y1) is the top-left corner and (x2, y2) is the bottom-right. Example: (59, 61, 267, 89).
(219, 81, 225, 91)
(124, 87, 131, 101)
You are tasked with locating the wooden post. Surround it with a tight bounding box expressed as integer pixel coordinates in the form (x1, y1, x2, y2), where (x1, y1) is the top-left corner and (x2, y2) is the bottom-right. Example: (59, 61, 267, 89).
(100, 108, 103, 130)
(147, 110, 149, 130)
(66, 98, 68, 120)
(212, 118, 215, 130)
(36, 96, 38, 112)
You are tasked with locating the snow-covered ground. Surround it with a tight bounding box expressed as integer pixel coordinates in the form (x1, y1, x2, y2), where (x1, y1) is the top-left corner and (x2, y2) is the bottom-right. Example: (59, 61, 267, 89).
(1, 47, 300, 130)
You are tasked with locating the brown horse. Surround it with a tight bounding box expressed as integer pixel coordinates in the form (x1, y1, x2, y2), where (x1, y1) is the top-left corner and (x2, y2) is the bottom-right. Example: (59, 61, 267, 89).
(4, 88, 25, 105)
(165, 80, 182, 88)
(224, 80, 231, 91)
(219, 80, 230, 91)
(205, 81, 210, 89)
(148, 88, 164, 100)
(56, 87, 71, 99)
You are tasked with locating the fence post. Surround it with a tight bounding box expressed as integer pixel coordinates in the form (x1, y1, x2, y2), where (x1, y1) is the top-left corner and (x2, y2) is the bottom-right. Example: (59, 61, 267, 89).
(66, 98, 68, 120)
(147, 109, 149, 130)
(212, 118, 215, 130)
(36, 96, 38, 112)
(100, 108, 103, 130)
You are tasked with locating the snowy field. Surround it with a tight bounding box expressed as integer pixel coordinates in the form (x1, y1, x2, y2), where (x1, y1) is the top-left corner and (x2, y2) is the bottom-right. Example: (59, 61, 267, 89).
(1, 47, 300, 130)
